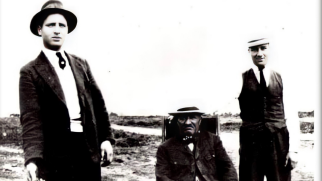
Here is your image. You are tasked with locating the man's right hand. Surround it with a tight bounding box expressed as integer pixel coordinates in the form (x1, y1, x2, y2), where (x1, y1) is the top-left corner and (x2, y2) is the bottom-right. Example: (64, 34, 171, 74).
(26, 162, 39, 181)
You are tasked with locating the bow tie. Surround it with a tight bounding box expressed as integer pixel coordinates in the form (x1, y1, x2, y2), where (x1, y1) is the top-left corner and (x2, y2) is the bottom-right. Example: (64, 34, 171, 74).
(181, 134, 199, 145)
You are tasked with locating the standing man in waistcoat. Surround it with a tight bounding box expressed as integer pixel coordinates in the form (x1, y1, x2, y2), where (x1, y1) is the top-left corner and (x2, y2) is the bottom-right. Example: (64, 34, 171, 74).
(238, 38, 300, 181)
(19, 1, 114, 180)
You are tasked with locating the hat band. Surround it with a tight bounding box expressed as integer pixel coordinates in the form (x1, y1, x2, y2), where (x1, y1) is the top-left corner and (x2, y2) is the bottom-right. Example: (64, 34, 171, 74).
(168, 110, 205, 115)
(248, 39, 269, 47)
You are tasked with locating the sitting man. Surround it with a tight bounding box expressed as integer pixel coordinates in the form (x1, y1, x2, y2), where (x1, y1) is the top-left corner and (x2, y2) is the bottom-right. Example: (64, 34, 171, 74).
(155, 107, 237, 181)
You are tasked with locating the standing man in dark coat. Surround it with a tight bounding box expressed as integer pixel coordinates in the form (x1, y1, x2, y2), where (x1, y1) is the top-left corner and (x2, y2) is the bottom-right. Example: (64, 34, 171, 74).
(238, 37, 300, 181)
(155, 106, 237, 181)
(19, 1, 114, 180)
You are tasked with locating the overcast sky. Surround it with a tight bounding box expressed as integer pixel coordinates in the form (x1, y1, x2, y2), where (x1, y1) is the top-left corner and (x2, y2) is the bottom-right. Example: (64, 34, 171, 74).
(0, 0, 320, 117)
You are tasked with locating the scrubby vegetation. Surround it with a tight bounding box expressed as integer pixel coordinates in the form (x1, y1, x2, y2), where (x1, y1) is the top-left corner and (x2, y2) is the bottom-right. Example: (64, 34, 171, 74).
(0, 117, 22, 145)
(110, 115, 163, 128)
(0, 112, 315, 147)
(0, 115, 315, 181)
(113, 129, 161, 147)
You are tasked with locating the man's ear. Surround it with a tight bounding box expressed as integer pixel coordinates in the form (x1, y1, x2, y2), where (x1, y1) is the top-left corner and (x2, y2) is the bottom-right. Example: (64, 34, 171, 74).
(37, 26, 42, 36)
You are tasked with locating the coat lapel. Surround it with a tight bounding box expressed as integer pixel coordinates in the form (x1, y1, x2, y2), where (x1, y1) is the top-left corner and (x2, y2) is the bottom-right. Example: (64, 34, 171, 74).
(170, 138, 194, 155)
(64, 52, 87, 105)
(34, 51, 66, 105)
(195, 132, 208, 159)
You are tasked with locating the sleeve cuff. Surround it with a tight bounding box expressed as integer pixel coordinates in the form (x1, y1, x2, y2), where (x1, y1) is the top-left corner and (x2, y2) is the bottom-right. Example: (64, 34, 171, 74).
(105, 138, 116, 145)
(25, 157, 43, 167)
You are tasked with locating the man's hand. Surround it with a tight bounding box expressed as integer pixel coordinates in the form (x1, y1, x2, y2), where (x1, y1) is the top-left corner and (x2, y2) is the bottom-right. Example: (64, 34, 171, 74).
(101, 140, 113, 165)
(285, 151, 298, 169)
(25, 162, 41, 181)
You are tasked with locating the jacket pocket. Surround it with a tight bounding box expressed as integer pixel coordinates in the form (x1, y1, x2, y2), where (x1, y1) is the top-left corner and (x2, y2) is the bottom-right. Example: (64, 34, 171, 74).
(169, 158, 190, 180)
(202, 151, 217, 174)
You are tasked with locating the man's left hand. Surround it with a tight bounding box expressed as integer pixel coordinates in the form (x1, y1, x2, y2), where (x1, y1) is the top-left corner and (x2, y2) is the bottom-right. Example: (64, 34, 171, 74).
(101, 141, 113, 163)
(285, 151, 298, 169)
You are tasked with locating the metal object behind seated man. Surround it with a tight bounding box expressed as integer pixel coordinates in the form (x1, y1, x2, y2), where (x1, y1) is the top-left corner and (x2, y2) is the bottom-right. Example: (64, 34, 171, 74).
(155, 107, 237, 181)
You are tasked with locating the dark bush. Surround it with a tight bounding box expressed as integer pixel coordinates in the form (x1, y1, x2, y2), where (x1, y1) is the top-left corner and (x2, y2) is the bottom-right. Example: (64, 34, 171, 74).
(126, 120, 136, 126)
(300, 122, 314, 133)
(136, 121, 150, 126)
(220, 122, 242, 132)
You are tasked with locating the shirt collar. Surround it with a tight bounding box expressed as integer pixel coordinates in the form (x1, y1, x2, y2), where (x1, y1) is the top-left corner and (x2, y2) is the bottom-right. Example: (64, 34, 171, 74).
(251, 64, 271, 86)
(42, 46, 68, 69)
(251, 64, 271, 75)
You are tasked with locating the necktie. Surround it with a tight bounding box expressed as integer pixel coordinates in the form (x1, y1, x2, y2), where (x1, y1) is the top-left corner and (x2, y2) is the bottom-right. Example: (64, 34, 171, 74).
(259, 68, 267, 91)
(56, 52, 66, 70)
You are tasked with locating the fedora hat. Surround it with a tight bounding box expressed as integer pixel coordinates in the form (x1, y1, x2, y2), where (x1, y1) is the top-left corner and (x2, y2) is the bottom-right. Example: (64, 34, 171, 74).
(30, 0, 77, 36)
(168, 106, 205, 115)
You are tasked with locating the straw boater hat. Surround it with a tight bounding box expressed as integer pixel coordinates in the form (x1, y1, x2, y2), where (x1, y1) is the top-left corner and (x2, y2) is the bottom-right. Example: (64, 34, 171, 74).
(30, 0, 77, 36)
(168, 107, 205, 116)
(248, 38, 269, 48)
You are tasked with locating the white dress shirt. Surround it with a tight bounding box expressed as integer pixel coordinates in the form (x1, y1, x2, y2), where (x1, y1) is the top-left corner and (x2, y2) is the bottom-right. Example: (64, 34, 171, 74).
(187, 143, 199, 181)
(188, 143, 194, 152)
(42, 47, 81, 120)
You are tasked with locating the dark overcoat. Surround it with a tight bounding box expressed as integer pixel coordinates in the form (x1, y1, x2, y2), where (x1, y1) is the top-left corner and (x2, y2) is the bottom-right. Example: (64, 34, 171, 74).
(19, 51, 114, 171)
(155, 131, 238, 181)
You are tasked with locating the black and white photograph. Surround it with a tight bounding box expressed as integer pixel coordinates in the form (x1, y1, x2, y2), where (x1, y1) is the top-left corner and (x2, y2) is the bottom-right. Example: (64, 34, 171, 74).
(0, 0, 320, 180)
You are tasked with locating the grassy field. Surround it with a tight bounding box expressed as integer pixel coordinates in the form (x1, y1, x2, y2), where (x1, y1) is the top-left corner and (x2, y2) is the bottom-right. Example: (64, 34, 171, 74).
(0, 117, 315, 181)
(110, 115, 314, 133)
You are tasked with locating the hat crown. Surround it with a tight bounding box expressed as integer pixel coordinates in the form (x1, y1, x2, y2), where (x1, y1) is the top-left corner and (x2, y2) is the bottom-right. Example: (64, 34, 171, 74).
(248, 38, 269, 48)
(168, 106, 204, 115)
(30, 0, 77, 36)
(41, 0, 63, 10)
(177, 107, 199, 111)
(248, 38, 266, 44)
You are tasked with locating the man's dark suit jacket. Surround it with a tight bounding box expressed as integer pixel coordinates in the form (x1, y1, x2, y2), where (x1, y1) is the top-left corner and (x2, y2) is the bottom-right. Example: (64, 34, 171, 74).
(156, 131, 237, 181)
(19, 51, 114, 169)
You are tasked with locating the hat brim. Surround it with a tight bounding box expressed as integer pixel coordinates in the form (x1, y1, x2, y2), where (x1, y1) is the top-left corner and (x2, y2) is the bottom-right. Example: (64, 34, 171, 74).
(30, 8, 77, 36)
(168, 111, 205, 115)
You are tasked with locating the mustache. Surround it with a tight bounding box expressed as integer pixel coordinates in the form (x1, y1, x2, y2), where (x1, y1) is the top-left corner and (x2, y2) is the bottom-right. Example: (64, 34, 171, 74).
(183, 125, 194, 129)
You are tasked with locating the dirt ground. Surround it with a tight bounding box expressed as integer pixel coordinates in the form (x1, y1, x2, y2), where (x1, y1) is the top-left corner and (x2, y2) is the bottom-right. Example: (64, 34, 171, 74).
(0, 130, 314, 181)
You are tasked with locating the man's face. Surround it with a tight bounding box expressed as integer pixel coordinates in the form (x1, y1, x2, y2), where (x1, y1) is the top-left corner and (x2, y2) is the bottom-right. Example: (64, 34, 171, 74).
(38, 13, 68, 51)
(249, 44, 269, 69)
(177, 114, 202, 136)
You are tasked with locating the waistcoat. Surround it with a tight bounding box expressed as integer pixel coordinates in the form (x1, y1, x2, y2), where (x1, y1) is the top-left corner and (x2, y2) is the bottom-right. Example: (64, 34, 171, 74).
(238, 69, 285, 123)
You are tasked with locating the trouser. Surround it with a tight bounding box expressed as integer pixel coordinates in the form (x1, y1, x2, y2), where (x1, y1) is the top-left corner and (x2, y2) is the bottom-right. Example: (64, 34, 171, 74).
(46, 132, 101, 181)
(239, 124, 291, 181)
